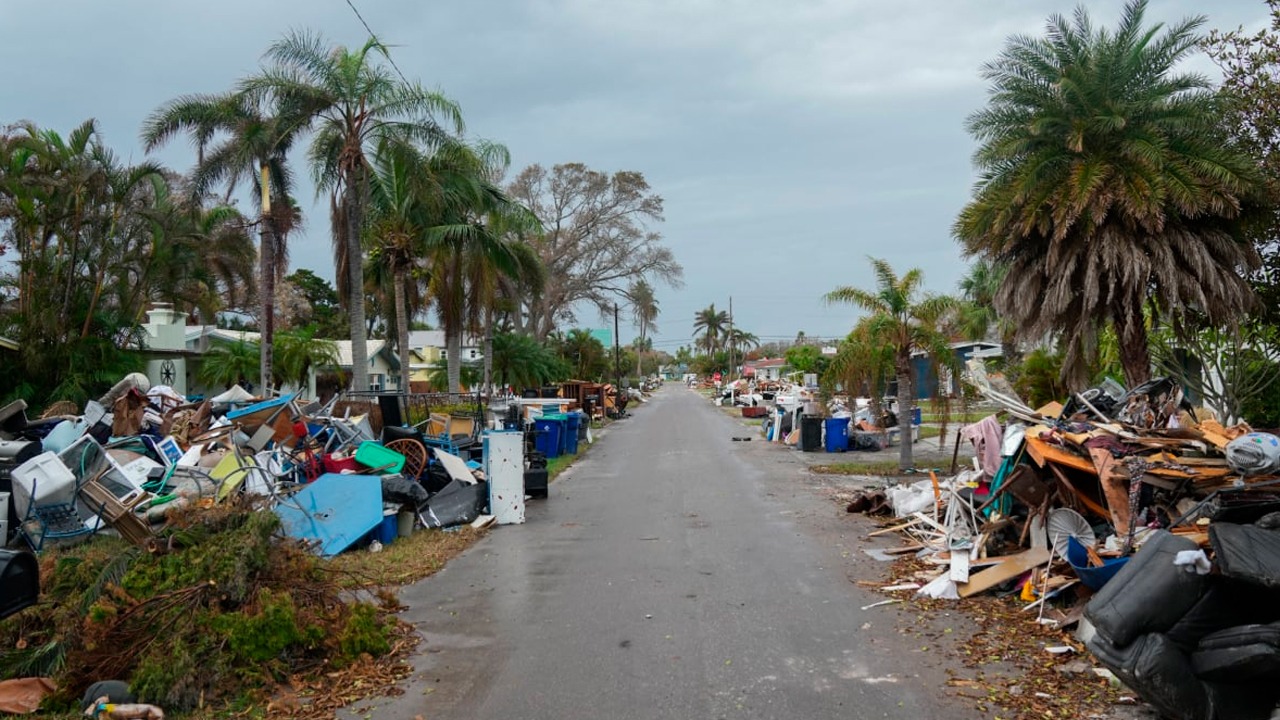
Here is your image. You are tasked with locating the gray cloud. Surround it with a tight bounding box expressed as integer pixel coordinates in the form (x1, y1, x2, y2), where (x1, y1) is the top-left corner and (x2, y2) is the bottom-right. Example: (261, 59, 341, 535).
(1, 0, 1270, 349)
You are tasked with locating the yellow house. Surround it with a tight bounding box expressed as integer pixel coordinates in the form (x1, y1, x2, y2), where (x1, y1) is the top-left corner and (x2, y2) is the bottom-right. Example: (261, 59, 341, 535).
(407, 330, 482, 384)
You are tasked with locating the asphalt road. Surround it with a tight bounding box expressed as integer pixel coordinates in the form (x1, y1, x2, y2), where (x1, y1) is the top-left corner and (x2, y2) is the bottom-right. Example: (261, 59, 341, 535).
(343, 386, 977, 720)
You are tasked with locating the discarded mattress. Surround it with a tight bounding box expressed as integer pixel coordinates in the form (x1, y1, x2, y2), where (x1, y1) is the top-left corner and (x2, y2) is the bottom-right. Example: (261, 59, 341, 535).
(1192, 623, 1280, 682)
(1085, 530, 1206, 648)
(1210, 523, 1280, 589)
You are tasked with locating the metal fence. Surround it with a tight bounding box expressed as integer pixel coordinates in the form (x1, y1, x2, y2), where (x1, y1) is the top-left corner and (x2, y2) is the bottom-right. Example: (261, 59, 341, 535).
(340, 390, 487, 434)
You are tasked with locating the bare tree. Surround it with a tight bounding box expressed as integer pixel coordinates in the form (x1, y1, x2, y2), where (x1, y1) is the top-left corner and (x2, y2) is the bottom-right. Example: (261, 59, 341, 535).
(504, 163, 683, 338)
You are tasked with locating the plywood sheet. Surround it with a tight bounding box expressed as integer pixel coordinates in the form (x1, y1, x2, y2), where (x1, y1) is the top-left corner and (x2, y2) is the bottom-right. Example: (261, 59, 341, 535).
(958, 548, 1051, 598)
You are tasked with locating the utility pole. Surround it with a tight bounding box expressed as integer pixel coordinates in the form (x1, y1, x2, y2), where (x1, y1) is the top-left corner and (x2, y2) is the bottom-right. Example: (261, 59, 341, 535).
(613, 303, 621, 389)
(728, 296, 734, 381)
(728, 296, 734, 405)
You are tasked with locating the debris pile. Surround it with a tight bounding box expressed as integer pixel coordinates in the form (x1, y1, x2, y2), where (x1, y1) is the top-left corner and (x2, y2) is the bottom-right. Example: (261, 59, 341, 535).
(849, 361, 1280, 719)
(0, 375, 604, 714)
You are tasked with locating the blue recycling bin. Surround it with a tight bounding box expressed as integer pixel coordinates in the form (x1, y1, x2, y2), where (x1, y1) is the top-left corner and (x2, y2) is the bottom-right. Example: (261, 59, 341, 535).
(542, 413, 571, 456)
(564, 413, 581, 454)
(534, 418, 562, 459)
(824, 417, 851, 453)
(911, 407, 922, 425)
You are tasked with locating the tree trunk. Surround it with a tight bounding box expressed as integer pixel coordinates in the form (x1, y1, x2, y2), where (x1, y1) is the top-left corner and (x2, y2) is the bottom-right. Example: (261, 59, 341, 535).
(897, 358, 913, 471)
(259, 219, 276, 396)
(394, 265, 411, 396)
(636, 325, 644, 377)
(447, 330, 462, 394)
(344, 173, 369, 392)
(1115, 304, 1151, 389)
(483, 315, 494, 397)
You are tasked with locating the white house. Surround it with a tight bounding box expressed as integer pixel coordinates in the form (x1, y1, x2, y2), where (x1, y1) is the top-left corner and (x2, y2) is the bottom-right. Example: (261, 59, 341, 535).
(332, 339, 401, 393)
(744, 358, 789, 382)
(139, 303, 402, 401)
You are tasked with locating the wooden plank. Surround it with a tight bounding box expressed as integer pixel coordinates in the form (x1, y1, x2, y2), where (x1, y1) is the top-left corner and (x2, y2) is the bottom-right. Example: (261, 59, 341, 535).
(911, 512, 948, 534)
(1047, 464, 1111, 519)
(867, 519, 922, 538)
(1034, 401, 1064, 419)
(881, 544, 925, 555)
(1023, 435, 1097, 475)
(958, 548, 1051, 598)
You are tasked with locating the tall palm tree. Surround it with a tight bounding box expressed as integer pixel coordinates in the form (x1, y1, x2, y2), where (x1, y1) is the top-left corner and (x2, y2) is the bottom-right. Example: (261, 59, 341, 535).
(142, 90, 303, 395)
(243, 30, 464, 392)
(954, 0, 1265, 388)
(423, 142, 541, 394)
(692, 304, 728, 357)
(366, 140, 430, 395)
(629, 279, 659, 376)
(825, 258, 955, 470)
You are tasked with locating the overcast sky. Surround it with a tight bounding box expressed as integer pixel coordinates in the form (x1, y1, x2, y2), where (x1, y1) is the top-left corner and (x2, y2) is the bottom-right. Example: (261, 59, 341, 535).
(0, 0, 1270, 351)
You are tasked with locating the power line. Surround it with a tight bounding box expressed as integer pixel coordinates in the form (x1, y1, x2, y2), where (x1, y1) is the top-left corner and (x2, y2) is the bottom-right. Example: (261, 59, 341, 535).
(341, 0, 413, 87)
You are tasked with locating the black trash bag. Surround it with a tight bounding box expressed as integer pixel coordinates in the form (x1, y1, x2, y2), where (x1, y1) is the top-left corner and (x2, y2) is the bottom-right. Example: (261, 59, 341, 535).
(381, 473, 429, 510)
(1085, 530, 1206, 648)
(1192, 623, 1280, 682)
(1088, 632, 1211, 720)
(80, 681, 135, 712)
(1211, 523, 1280, 589)
(421, 460, 454, 495)
(1166, 579, 1280, 653)
(422, 480, 487, 529)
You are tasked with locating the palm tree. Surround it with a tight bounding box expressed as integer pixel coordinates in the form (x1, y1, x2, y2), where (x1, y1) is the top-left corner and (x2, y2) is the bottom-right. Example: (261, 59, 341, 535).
(243, 30, 464, 392)
(422, 142, 541, 394)
(491, 332, 566, 391)
(200, 340, 261, 390)
(957, 259, 1019, 365)
(692, 304, 728, 357)
(2, 120, 258, 405)
(825, 317, 895, 436)
(366, 140, 430, 396)
(825, 258, 956, 470)
(555, 329, 608, 380)
(725, 328, 760, 359)
(273, 326, 341, 391)
(148, 197, 257, 325)
(142, 90, 303, 395)
(629, 279, 659, 376)
(954, 0, 1265, 388)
